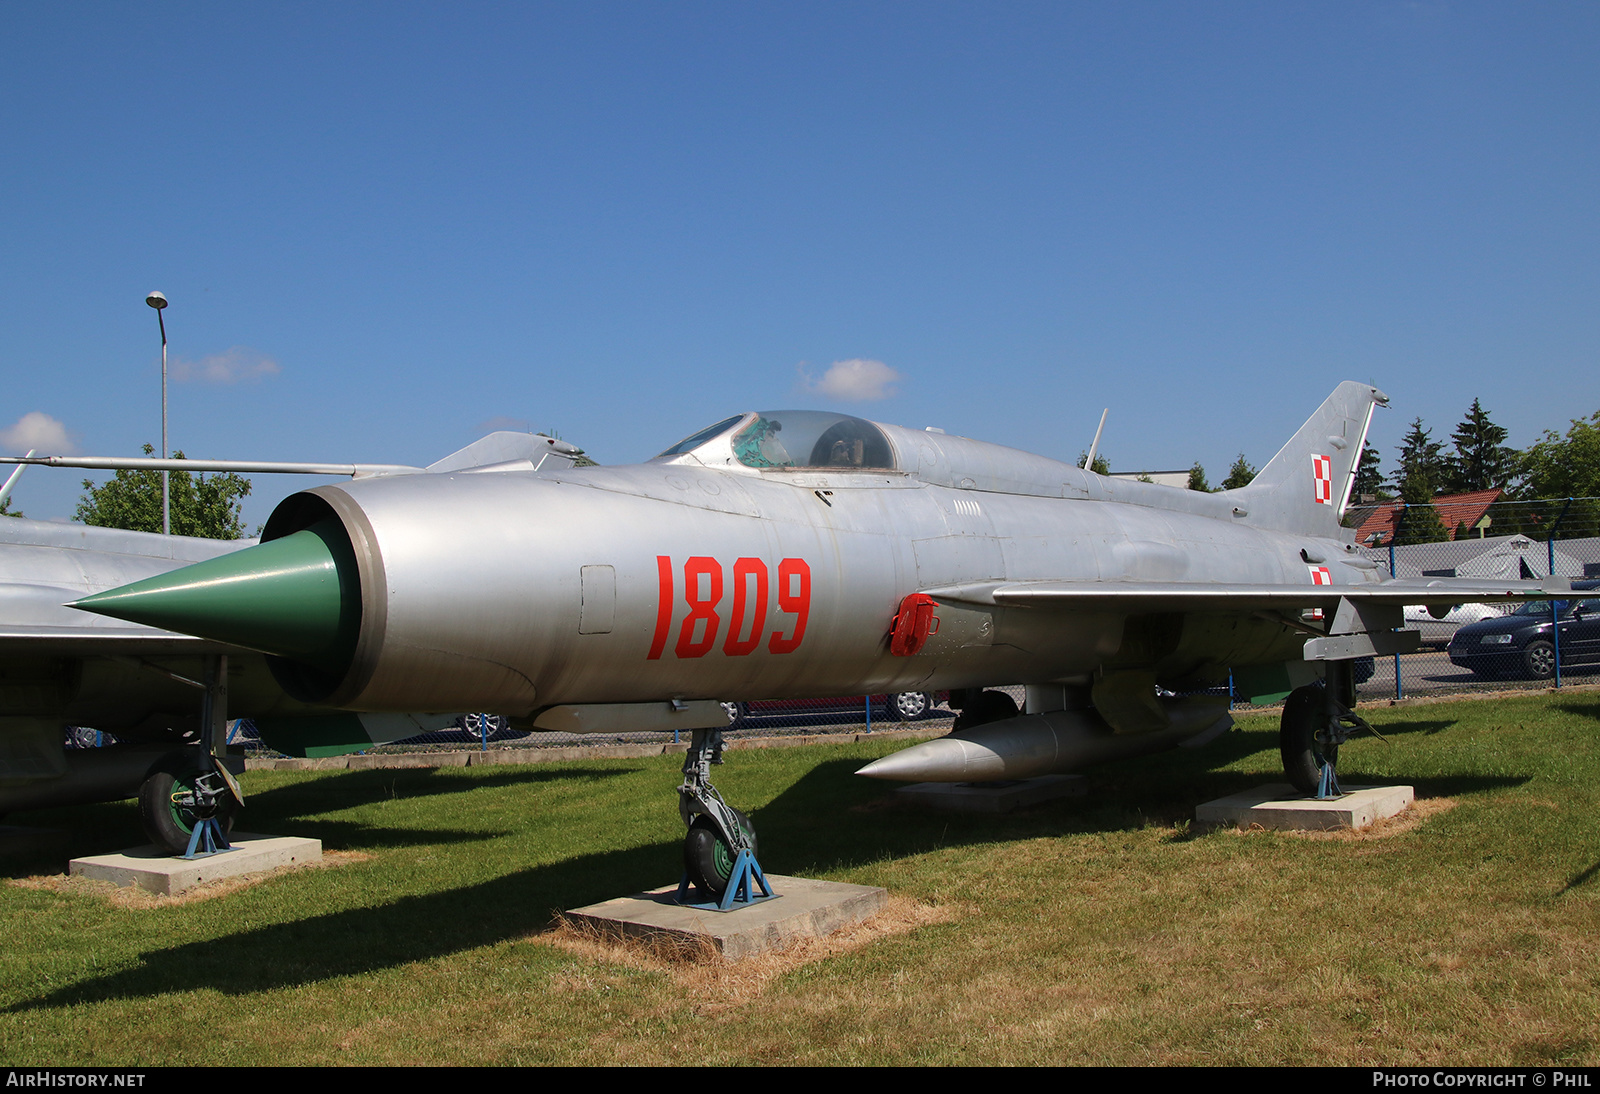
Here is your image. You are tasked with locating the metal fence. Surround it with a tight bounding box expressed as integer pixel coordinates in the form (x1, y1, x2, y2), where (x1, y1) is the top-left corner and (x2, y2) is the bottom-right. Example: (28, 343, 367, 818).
(1340, 529, 1600, 704)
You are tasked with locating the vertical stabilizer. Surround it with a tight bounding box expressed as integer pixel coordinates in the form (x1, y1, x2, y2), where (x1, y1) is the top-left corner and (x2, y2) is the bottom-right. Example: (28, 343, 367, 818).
(1227, 381, 1386, 536)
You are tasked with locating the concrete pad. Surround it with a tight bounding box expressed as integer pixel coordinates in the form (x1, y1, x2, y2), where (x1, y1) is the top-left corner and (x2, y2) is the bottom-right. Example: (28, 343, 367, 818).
(895, 773, 1087, 813)
(565, 875, 887, 961)
(0, 825, 70, 862)
(1196, 784, 1415, 832)
(69, 832, 322, 895)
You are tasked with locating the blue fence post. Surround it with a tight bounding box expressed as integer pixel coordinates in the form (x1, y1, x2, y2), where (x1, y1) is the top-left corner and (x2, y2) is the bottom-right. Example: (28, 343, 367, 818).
(1389, 543, 1401, 700)
(865, 694, 872, 733)
(1549, 498, 1573, 689)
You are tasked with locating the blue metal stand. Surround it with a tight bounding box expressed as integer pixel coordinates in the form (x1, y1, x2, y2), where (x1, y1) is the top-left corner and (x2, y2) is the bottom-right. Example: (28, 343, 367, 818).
(1314, 760, 1343, 801)
(676, 849, 778, 912)
(181, 817, 234, 860)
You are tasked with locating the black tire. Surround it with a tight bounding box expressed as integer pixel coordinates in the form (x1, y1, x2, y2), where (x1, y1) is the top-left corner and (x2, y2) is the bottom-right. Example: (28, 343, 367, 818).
(887, 692, 932, 721)
(683, 809, 757, 899)
(1523, 640, 1556, 680)
(138, 754, 239, 855)
(720, 701, 747, 728)
(1280, 683, 1331, 795)
(951, 689, 1019, 733)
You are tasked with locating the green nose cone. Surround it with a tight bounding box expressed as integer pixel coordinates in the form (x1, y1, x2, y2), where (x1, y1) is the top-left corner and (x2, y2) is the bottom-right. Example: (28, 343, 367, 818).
(73, 518, 361, 669)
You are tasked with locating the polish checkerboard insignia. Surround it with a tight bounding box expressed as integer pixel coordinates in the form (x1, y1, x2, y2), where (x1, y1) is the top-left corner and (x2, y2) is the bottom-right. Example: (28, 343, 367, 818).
(1312, 454, 1333, 505)
(1309, 565, 1332, 585)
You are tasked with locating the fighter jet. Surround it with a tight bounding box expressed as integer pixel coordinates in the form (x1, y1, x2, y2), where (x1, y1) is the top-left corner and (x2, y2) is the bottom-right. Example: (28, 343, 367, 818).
(70, 383, 1565, 893)
(0, 430, 586, 852)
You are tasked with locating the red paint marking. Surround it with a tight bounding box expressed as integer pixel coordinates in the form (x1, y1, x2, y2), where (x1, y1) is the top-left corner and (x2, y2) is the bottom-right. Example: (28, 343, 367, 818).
(722, 557, 770, 656)
(647, 555, 674, 660)
(1312, 454, 1333, 505)
(1310, 565, 1332, 585)
(675, 556, 724, 658)
(768, 558, 812, 654)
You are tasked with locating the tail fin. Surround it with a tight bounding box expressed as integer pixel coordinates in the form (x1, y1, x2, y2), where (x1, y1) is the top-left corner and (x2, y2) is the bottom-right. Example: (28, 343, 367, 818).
(1227, 381, 1386, 536)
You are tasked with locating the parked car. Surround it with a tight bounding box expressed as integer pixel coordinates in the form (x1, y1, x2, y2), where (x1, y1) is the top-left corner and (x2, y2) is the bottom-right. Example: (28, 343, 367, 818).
(1447, 580, 1600, 680)
(722, 691, 945, 728)
(1403, 602, 1506, 648)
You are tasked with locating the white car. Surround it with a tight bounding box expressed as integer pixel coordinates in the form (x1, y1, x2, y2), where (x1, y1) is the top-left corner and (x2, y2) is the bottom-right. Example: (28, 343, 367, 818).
(1404, 603, 1506, 647)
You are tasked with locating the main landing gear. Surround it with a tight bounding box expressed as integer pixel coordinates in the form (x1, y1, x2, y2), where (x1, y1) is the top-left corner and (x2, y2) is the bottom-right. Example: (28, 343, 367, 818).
(138, 748, 243, 856)
(1279, 660, 1382, 799)
(677, 727, 774, 910)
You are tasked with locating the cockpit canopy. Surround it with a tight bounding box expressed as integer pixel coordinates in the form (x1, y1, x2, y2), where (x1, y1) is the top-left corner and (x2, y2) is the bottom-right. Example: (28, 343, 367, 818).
(655, 411, 896, 470)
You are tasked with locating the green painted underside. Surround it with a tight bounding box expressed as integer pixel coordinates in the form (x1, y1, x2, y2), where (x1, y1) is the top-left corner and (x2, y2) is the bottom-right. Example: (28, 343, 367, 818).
(253, 714, 377, 758)
(1231, 662, 1294, 706)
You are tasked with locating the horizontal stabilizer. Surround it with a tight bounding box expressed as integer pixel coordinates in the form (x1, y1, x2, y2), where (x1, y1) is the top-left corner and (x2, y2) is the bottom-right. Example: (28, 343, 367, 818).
(425, 431, 587, 473)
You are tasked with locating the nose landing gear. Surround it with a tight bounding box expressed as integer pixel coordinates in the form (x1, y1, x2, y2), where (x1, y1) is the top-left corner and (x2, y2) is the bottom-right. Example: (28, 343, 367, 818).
(676, 727, 775, 909)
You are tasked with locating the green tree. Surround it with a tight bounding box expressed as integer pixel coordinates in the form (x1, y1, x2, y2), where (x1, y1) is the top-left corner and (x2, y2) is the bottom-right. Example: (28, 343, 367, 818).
(1392, 447, 1451, 544)
(1220, 453, 1256, 491)
(1391, 418, 1444, 499)
(1186, 462, 1210, 492)
(75, 446, 252, 539)
(1077, 451, 1109, 476)
(1442, 399, 1517, 493)
(1517, 410, 1600, 539)
(1391, 502, 1450, 545)
(1352, 441, 1386, 501)
(0, 497, 20, 518)
(1520, 409, 1600, 499)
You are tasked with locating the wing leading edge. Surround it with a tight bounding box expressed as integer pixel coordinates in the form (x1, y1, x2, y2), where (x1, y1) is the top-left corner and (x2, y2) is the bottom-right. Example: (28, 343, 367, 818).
(925, 577, 1572, 613)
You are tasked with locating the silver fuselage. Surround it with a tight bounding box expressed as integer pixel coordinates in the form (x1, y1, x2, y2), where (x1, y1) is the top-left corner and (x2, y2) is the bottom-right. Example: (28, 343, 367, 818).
(295, 421, 1358, 715)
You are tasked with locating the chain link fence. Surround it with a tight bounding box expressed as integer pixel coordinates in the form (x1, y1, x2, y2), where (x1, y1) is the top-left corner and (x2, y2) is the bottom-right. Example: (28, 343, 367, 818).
(221, 691, 984, 760)
(1346, 514, 1600, 703)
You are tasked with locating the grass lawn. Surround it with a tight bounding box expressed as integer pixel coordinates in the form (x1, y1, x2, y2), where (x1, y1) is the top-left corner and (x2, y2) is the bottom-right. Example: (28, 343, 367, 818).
(2, 692, 1598, 1066)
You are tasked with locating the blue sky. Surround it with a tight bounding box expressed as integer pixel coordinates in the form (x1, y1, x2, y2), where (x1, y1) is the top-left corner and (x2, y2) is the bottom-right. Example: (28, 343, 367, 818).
(3, 2, 1597, 527)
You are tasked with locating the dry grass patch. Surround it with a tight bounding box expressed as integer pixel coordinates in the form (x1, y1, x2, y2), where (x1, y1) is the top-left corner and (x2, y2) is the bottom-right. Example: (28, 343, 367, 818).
(1224, 795, 1457, 842)
(7, 849, 371, 908)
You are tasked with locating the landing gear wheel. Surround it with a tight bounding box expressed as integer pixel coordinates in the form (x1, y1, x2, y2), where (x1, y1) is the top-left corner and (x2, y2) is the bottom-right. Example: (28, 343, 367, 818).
(1280, 683, 1334, 795)
(1523, 640, 1556, 680)
(952, 690, 1019, 733)
(138, 752, 239, 855)
(683, 809, 757, 900)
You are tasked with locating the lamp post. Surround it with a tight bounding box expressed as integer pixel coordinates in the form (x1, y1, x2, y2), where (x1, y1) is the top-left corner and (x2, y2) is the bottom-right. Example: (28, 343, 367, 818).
(145, 291, 169, 535)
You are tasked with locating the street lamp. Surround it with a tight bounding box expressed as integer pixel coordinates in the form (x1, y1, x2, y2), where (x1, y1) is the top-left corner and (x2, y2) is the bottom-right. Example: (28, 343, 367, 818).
(145, 291, 169, 535)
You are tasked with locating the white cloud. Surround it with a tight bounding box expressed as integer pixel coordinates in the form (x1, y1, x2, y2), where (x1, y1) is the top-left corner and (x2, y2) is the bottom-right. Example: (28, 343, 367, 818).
(170, 346, 280, 384)
(798, 358, 902, 401)
(0, 411, 74, 454)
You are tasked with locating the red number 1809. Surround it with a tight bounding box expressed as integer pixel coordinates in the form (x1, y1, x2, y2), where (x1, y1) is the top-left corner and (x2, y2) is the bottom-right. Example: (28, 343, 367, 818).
(647, 555, 811, 660)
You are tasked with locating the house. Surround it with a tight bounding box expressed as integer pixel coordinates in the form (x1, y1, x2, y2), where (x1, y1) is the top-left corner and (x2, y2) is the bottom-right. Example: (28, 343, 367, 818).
(1350, 489, 1502, 547)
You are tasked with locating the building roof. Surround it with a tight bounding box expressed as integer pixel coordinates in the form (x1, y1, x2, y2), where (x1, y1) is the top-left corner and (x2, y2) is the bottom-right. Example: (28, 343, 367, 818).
(1351, 489, 1503, 546)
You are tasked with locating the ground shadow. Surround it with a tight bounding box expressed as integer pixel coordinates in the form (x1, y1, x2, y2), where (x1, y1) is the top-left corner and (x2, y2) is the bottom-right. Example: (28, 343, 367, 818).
(3, 723, 1536, 1010)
